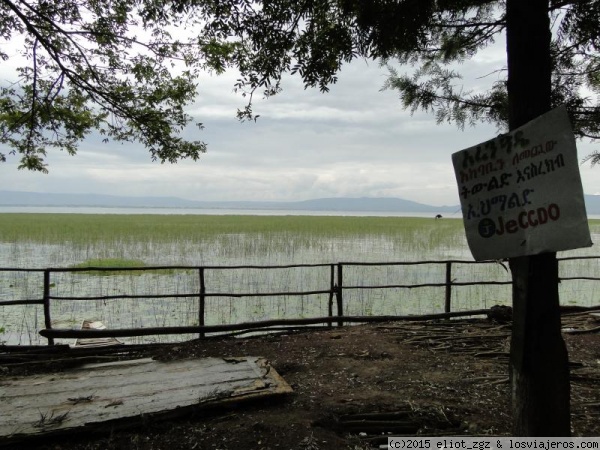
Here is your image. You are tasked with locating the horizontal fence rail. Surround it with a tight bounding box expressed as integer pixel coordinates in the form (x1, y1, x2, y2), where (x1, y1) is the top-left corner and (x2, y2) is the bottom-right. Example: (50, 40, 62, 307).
(0, 256, 598, 345)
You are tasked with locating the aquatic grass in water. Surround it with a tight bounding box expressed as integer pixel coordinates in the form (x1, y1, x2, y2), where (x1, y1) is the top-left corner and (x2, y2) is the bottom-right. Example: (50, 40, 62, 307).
(0, 214, 471, 268)
(69, 258, 148, 275)
(1, 214, 599, 344)
(68, 258, 184, 276)
(0, 213, 462, 244)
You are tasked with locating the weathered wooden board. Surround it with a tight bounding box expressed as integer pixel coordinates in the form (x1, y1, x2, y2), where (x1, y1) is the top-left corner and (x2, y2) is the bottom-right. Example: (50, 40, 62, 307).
(0, 356, 292, 442)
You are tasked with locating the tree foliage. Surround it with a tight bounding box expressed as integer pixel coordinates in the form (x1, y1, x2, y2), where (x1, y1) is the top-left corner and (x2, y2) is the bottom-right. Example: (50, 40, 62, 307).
(2, 0, 600, 171)
(0, 0, 216, 171)
(212, 0, 600, 138)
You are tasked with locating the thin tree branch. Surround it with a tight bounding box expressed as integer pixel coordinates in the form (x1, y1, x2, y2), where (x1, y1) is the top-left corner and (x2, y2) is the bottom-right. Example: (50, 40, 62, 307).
(27, 36, 38, 152)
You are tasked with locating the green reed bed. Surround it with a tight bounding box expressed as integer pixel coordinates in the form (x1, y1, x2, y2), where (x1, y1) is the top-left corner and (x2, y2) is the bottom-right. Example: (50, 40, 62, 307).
(0, 213, 464, 244)
(0, 213, 470, 267)
(1, 214, 598, 247)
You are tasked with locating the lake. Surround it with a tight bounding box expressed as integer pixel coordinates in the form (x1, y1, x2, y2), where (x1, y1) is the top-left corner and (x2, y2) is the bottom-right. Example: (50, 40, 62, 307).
(0, 205, 460, 218)
(0, 210, 598, 345)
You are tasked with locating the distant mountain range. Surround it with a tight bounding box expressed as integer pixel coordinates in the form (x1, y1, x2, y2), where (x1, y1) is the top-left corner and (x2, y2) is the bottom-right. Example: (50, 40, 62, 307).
(0, 190, 459, 214)
(2, 190, 600, 215)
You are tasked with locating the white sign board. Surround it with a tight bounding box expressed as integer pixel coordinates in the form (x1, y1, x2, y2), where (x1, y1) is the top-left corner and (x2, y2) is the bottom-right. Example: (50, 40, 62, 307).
(452, 105, 592, 261)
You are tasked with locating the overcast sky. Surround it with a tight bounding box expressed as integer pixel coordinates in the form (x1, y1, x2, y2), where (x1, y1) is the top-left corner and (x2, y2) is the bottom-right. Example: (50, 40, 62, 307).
(2, 43, 600, 207)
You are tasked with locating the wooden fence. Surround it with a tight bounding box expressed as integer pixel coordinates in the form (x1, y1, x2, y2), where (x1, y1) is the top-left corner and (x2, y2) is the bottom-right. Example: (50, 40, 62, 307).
(1, 256, 598, 345)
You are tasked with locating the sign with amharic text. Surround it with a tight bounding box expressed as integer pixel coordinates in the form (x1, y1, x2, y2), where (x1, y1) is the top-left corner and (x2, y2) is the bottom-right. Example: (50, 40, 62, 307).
(452, 105, 592, 261)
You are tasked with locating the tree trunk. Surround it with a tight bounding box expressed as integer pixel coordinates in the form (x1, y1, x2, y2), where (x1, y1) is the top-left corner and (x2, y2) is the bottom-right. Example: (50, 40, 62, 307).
(506, 0, 571, 436)
(509, 255, 570, 435)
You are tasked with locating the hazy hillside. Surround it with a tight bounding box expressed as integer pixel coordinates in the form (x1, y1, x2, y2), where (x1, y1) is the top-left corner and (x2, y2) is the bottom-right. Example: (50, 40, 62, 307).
(2, 190, 599, 215)
(280, 197, 458, 213)
(0, 191, 458, 213)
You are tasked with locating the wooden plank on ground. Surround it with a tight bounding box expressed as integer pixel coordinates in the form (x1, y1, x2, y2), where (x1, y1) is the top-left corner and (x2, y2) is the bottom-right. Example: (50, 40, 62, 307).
(0, 356, 291, 442)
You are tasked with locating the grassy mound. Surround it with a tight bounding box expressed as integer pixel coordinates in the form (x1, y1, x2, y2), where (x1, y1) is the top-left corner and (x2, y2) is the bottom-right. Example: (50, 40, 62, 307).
(69, 258, 148, 275)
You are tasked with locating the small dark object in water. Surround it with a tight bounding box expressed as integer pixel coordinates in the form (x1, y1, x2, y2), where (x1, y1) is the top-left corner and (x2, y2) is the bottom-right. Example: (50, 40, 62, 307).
(487, 305, 513, 322)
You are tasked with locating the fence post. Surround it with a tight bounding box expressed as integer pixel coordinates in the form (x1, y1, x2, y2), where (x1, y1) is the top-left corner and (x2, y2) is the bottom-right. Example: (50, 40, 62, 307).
(445, 262, 452, 313)
(199, 268, 206, 339)
(336, 264, 344, 327)
(328, 264, 335, 328)
(43, 269, 54, 346)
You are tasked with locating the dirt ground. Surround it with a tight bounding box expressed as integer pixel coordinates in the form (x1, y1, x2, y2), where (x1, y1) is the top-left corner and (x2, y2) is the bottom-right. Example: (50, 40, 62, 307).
(1, 311, 599, 450)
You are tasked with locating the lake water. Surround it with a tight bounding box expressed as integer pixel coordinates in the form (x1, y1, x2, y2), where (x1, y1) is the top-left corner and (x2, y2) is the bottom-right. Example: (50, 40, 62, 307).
(1, 206, 598, 346)
(0, 206, 461, 218)
(3, 205, 600, 220)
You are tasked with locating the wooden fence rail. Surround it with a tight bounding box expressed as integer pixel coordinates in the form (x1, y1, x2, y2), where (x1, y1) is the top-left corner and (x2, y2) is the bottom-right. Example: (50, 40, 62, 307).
(1, 256, 598, 345)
